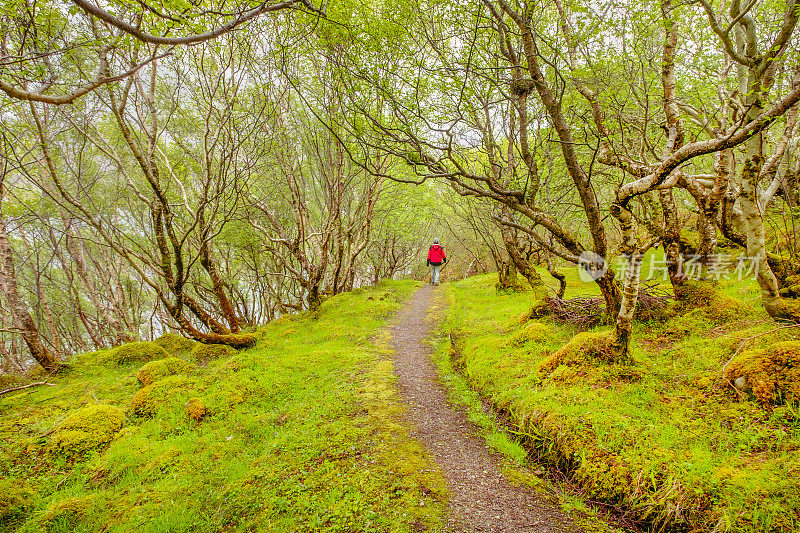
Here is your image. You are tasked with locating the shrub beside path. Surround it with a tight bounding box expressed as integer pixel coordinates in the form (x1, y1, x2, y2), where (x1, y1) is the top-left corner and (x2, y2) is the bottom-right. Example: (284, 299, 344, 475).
(389, 284, 582, 533)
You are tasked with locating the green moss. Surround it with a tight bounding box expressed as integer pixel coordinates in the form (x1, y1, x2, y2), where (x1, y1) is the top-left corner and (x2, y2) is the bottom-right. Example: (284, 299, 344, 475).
(136, 357, 195, 387)
(539, 332, 616, 374)
(185, 397, 206, 422)
(131, 375, 195, 417)
(0, 478, 35, 527)
(0, 374, 23, 390)
(189, 343, 236, 365)
(773, 298, 800, 323)
(725, 341, 800, 405)
(36, 494, 99, 532)
(524, 299, 552, 321)
(47, 405, 125, 458)
(506, 322, 550, 347)
(152, 332, 197, 356)
(97, 341, 169, 367)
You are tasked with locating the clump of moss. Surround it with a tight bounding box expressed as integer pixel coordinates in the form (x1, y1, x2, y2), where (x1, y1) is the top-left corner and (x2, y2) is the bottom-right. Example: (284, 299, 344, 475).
(506, 322, 550, 347)
(136, 357, 195, 387)
(131, 375, 195, 417)
(539, 332, 616, 375)
(0, 479, 35, 526)
(674, 281, 746, 322)
(724, 341, 800, 405)
(772, 298, 800, 323)
(47, 404, 125, 458)
(98, 341, 169, 367)
(36, 494, 98, 531)
(153, 332, 197, 356)
(186, 397, 207, 422)
(190, 343, 236, 365)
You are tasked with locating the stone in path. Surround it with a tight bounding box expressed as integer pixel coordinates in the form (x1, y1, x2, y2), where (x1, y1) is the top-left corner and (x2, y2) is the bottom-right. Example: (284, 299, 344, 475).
(390, 285, 583, 533)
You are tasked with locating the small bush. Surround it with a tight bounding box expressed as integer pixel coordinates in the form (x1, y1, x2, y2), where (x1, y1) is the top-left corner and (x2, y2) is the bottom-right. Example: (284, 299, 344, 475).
(724, 341, 800, 405)
(136, 357, 195, 387)
(190, 343, 236, 365)
(153, 332, 197, 356)
(0, 479, 35, 526)
(47, 405, 125, 458)
(131, 375, 195, 417)
(98, 341, 169, 367)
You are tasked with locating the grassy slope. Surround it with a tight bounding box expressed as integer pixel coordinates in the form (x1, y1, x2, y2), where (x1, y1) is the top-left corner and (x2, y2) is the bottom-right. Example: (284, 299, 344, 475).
(440, 261, 800, 532)
(0, 280, 447, 533)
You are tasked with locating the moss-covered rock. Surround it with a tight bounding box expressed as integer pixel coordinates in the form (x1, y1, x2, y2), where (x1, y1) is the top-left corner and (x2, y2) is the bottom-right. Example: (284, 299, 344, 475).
(506, 322, 550, 347)
(190, 343, 236, 365)
(153, 332, 197, 356)
(136, 357, 195, 387)
(724, 341, 800, 405)
(98, 341, 169, 367)
(186, 397, 206, 422)
(47, 404, 125, 458)
(131, 375, 195, 417)
(0, 478, 35, 526)
(539, 332, 616, 374)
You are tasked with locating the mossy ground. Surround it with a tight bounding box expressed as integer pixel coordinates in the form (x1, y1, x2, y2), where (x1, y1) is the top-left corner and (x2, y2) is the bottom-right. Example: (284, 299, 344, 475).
(441, 260, 800, 532)
(0, 280, 447, 532)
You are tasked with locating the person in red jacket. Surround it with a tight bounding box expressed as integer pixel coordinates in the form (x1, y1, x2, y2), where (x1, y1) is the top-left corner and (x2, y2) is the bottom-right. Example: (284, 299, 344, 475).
(426, 238, 447, 285)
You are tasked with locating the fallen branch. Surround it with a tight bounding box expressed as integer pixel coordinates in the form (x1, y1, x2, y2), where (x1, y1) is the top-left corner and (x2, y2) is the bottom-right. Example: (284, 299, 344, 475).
(0, 381, 56, 396)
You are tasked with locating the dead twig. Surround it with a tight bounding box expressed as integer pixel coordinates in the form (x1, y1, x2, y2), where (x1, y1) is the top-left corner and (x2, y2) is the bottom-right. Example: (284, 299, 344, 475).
(0, 381, 56, 396)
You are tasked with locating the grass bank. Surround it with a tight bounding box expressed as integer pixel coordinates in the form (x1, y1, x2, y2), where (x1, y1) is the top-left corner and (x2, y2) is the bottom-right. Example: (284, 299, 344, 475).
(440, 270, 800, 532)
(0, 280, 446, 532)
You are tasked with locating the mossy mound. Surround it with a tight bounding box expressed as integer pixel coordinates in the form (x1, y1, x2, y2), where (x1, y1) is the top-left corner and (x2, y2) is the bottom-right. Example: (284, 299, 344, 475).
(0, 479, 35, 526)
(131, 375, 195, 417)
(36, 494, 99, 531)
(98, 341, 169, 367)
(136, 357, 195, 387)
(772, 297, 800, 323)
(724, 341, 800, 405)
(539, 332, 616, 375)
(506, 322, 550, 347)
(153, 332, 197, 356)
(186, 397, 207, 422)
(190, 343, 236, 365)
(47, 404, 125, 458)
(673, 281, 747, 325)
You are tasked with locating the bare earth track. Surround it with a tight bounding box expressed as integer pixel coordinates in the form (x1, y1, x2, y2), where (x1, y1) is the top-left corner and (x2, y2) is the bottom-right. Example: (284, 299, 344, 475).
(389, 284, 583, 533)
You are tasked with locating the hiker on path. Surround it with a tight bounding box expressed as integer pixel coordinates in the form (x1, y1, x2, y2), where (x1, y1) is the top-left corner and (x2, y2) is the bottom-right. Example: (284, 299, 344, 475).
(426, 238, 447, 285)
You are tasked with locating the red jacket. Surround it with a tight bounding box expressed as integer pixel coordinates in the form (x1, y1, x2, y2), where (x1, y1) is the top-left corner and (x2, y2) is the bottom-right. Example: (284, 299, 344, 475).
(427, 245, 446, 265)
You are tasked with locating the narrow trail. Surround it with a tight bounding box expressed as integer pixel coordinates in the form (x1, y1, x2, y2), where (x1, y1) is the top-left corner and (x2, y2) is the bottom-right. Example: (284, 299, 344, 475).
(389, 284, 582, 533)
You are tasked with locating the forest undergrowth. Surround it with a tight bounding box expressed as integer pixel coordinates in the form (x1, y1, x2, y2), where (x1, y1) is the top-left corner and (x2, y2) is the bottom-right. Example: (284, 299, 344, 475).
(440, 266, 800, 532)
(0, 281, 447, 533)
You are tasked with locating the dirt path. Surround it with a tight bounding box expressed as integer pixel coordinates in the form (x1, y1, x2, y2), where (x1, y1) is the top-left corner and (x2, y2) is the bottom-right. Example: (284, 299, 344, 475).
(390, 284, 582, 533)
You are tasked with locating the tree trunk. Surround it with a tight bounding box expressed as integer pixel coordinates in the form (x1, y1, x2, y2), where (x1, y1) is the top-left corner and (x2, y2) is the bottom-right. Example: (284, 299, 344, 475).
(0, 207, 60, 372)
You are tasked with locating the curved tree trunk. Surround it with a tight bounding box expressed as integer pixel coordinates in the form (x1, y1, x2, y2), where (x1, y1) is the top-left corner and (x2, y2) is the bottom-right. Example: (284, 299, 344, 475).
(0, 205, 60, 372)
